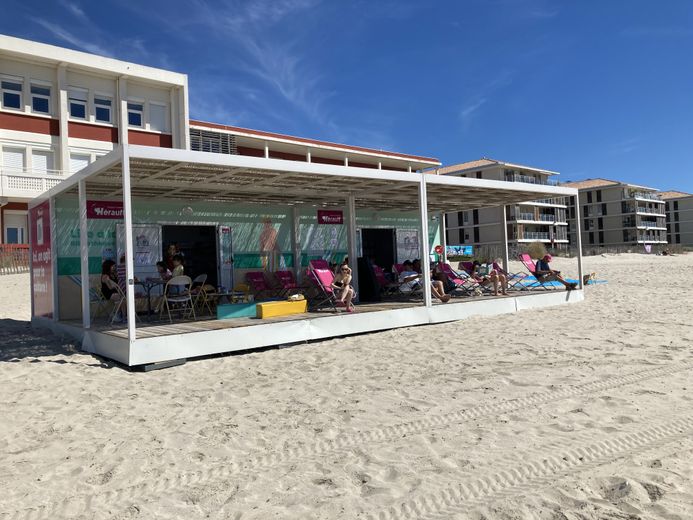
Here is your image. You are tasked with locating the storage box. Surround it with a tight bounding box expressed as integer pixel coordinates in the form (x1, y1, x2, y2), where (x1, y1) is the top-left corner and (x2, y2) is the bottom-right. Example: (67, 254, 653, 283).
(256, 300, 308, 319)
(217, 302, 257, 320)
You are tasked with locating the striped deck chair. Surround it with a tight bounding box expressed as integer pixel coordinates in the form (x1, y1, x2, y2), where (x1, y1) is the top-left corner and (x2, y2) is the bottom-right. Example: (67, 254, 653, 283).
(245, 271, 276, 300)
(392, 263, 425, 298)
(491, 262, 530, 291)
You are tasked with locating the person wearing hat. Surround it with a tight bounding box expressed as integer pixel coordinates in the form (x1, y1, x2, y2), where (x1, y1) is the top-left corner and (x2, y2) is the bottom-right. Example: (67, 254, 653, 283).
(535, 254, 577, 290)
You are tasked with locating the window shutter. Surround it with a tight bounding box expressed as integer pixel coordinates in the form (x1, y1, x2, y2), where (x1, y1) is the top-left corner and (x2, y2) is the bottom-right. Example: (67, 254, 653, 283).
(68, 88, 88, 101)
(32, 151, 54, 173)
(70, 154, 90, 174)
(150, 104, 166, 132)
(2, 148, 25, 172)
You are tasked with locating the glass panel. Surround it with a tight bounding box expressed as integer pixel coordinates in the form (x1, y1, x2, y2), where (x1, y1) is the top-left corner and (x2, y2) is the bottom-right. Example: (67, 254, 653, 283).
(128, 111, 142, 126)
(68, 88, 88, 101)
(31, 85, 51, 96)
(2, 80, 22, 91)
(95, 97, 111, 106)
(32, 96, 49, 113)
(6, 228, 19, 244)
(3, 92, 21, 109)
(69, 101, 86, 119)
(127, 102, 143, 111)
(95, 106, 111, 122)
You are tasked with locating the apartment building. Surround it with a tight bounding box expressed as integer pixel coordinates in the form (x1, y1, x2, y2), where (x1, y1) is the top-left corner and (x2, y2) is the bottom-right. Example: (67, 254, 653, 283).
(563, 179, 667, 248)
(661, 190, 693, 246)
(0, 34, 189, 244)
(439, 159, 569, 250)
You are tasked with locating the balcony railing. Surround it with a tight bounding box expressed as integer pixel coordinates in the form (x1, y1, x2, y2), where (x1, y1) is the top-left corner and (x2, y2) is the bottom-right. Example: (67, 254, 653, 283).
(637, 235, 665, 243)
(0, 167, 69, 197)
(522, 232, 550, 240)
(636, 206, 665, 215)
(624, 191, 662, 201)
(505, 173, 558, 186)
(639, 221, 664, 229)
(533, 197, 567, 206)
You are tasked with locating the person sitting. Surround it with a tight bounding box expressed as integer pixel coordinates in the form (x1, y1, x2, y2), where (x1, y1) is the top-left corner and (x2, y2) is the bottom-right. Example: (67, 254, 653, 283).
(171, 254, 185, 277)
(156, 261, 172, 281)
(412, 259, 422, 274)
(101, 260, 120, 301)
(399, 260, 451, 303)
(471, 260, 508, 296)
(331, 264, 356, 312)
(535, 254, 577, 290)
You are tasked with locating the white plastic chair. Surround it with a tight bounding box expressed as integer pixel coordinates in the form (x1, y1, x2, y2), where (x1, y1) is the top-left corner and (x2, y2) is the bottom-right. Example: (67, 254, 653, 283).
(160, 275, 196, 323)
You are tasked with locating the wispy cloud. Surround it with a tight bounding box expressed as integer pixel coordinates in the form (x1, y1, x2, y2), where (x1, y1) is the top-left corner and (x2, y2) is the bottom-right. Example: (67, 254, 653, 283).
(31, 18, 113, 57)
(460, 98, 487, 122)
(59, 0, 88, 22)
(458, 70, 514, 129)
(610, 137, 640, 155)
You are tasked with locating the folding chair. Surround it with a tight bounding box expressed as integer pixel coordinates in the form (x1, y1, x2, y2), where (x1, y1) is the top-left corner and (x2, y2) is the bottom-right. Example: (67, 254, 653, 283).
(160, 275, 196, 323)
(517, 253, 557, 290)
(245, 271, 276, 300)
(391, 263, 426, 299)
(492, 262, 530, 291)
(307, 265, 340, 312)
(191, 274, 214, 315)
(372, 265, 399, 296)
(274, 270, 302, 297)
(108, 284, 143, 325)
(438, 262, 486, 295)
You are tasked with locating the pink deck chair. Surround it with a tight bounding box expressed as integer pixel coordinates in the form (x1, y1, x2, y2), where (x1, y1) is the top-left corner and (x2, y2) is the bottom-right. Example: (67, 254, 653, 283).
(274, 270, 301, 297)
(372, 265, 399, 296)
(438, 262, 483, 295)
(309, 267, 340, 311)
(491, 261, 529, 290)
(518, 254, 554, 290)
(245, 271, 276, 300)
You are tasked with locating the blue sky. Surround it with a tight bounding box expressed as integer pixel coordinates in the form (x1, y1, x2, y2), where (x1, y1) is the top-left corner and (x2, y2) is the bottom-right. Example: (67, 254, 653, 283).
(2, 0, 693, 192)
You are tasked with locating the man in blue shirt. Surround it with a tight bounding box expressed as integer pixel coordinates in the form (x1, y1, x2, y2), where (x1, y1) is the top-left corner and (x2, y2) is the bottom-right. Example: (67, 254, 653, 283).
(535, 254, 577, 290)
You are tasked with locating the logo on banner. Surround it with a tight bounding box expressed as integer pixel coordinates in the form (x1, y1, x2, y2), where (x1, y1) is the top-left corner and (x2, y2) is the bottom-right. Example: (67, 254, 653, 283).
(317, 209, 343, 224)
(87, 200, 124, 219)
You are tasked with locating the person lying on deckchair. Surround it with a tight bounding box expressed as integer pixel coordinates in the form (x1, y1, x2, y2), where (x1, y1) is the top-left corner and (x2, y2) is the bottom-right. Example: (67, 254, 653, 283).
(331, 264, 356, 312)
(471, 260, 508, 296)
(535, 254, 577, 290)
(399, 260, 451, 302)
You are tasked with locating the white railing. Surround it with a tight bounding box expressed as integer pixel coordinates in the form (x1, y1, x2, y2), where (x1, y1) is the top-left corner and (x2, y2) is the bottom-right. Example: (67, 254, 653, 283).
(637, 234, 665, 242)
(638, 221, 664, 229)
(505, 173, 558, 186)
(522, 231, 550, 240)
(0, 167, 69, 198)
(636, 206, 665, 215)
(533, 197, 567, 206)
(625, 191, 662, 201)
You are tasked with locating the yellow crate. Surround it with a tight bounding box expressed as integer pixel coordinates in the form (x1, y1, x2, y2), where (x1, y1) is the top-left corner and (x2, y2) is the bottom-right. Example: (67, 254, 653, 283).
(256, 299, 308, 319)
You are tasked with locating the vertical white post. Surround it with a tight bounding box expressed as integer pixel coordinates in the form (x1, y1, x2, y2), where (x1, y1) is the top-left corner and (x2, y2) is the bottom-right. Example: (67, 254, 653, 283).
(121, 147, 136, 342)
(418, 176, 433, 308)
(377, 161, 382, 170)
(264, 142, 269, 158)
(78, 180, 91, 329)
(306, 149, 311, 163)
(178, 84, 190, 150)
(291, 205, 301, 281)
(574, 193, 584, 289)
(56, 64, 69, 174)
(346, 195, 359, 297)
(118, 77, 129, 147)
(344, 156, 349, 167)
(439, 211, 447, 263)
(50, 196, 59, 321)
(500, 205, 509, 272)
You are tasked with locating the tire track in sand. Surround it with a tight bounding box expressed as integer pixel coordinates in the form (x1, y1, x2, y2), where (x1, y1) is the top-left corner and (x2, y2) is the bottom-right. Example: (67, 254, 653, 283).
(5, 361, 692, 520)
(366, 417, 693, 520)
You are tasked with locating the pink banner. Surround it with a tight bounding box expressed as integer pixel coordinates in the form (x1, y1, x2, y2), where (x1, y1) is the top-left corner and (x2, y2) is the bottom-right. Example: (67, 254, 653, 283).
(29, 201, 53, 318)
(317, 209, 343, 225)
(87, 200, 124, 219)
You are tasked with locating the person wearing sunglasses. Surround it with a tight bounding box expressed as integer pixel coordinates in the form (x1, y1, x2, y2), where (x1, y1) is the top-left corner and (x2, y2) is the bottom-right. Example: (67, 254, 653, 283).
(332, 263, 356, 312)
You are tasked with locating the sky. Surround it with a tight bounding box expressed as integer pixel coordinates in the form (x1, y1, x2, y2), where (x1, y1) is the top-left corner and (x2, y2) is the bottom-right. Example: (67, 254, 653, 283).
(2, 0, 693, 192)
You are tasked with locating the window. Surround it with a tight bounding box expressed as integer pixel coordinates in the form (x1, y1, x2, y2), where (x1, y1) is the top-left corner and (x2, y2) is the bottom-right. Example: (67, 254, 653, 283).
(30, 84, 51, 114)
(2, 147, 25, 173)
(68, 88, 88, 119)
(674, 201, 679, 211)
(149, 103, 166, 132)
(1, 79, 23, 110)
(596, 190, 602, 203)
(4, 213, 27, 244)
(31, 150, 54, 173)
(128, 102, 143, 127)
(599, 231, 604, 243)
(94, 96, 112, 123)
(586, 191, 593, 204)
(589, 232, 594, 244)
(475, 171, 482, 179)
(602, 203, 607, 216)
(70, 153, 90, 174)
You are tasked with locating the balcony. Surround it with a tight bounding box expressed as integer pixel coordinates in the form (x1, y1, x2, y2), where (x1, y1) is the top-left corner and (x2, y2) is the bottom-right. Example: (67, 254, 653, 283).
(0, 167, 69, 199)
(638, 220, 666, 229)
(531, 197, 568, 206)
(636, 206, 665, 216)
(505, 173, 558, 186)
(624, 191, 662, 202)
(637, 234, 667, 243)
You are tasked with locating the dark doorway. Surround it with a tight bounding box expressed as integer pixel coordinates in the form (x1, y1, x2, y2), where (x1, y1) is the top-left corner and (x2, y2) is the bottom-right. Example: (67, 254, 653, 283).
(361, 228, 396, 270)
(162, 225, 218, 286)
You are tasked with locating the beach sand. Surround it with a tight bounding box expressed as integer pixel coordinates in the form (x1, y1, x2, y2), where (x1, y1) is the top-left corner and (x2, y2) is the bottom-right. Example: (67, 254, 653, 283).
(1, 253, 692, 519)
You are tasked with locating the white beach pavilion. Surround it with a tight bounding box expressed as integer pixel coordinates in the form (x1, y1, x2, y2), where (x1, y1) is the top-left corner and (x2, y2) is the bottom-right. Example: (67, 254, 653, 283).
(29, 144, 583, 369)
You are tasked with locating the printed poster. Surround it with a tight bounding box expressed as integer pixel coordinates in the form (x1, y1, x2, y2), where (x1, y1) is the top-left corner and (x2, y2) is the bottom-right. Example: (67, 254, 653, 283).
(29, 201, 53, 318)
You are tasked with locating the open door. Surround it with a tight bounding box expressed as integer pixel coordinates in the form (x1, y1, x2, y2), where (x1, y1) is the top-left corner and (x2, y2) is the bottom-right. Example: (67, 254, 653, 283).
(217, 225, 234, 291)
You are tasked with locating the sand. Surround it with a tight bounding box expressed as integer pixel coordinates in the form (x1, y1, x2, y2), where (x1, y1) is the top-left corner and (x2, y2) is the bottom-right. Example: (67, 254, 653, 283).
(1, 254, 692, 520)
